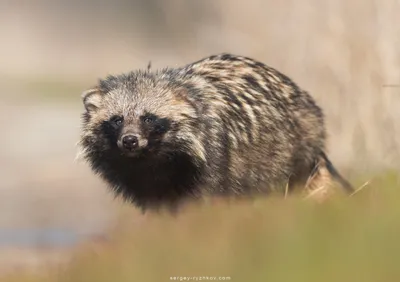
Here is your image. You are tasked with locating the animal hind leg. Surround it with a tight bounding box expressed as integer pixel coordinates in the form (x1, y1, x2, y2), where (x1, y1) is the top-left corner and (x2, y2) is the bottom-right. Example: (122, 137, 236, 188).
(305, 152, 354, 201)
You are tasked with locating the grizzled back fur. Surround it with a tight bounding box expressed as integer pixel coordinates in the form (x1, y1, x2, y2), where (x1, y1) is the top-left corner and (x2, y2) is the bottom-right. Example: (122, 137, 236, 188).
(78, 53, 353, 211)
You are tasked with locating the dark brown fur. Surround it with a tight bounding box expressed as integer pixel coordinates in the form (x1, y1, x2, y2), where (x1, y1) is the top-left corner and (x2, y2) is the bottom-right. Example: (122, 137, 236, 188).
(78, 53, 353, 211)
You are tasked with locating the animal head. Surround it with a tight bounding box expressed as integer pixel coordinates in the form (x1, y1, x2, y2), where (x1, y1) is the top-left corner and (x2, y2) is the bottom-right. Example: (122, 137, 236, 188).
(78, 71, 206, 164)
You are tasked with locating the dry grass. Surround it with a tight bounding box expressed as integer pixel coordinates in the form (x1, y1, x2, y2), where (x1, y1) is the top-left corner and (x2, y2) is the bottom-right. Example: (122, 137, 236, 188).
(2, 171, 400, 282)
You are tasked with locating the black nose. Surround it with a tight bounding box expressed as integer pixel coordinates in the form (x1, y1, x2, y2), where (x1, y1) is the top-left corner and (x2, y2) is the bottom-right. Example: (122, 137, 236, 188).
(122, 135, 138, 150)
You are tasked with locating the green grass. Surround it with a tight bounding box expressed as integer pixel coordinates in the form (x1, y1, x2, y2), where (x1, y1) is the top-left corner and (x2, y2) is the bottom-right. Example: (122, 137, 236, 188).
(4, 171, 400, 282)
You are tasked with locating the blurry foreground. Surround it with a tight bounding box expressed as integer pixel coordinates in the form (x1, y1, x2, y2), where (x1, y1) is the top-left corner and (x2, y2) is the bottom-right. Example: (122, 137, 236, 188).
(2, 172, 400, 282)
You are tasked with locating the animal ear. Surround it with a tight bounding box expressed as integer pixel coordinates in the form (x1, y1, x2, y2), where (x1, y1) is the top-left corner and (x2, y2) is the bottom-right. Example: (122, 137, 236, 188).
(81, 88, 103, 112)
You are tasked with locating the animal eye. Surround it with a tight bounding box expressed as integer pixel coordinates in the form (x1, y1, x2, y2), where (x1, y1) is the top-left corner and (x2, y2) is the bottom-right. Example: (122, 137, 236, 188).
(143, 117, 154, 124)
(110, 116, 123, 127)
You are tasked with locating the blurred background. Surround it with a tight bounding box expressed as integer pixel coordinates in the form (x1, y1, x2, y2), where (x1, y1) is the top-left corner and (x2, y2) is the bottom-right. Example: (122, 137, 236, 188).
(1, 0, 400, 280)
